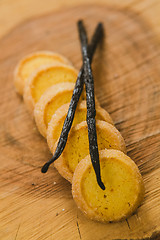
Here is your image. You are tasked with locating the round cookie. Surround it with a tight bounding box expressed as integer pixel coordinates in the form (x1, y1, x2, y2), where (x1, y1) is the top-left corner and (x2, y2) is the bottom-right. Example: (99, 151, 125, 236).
(34, 83, 85, 138)
(23, 63, 78, 113)
(53, 120, 126, 182)
(47, 101, 114, 152)
(14, 51, 71, 95)
(72, 149, 145, 222)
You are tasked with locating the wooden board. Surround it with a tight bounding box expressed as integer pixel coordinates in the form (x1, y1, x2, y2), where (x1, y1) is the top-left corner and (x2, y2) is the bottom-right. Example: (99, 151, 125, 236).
(0, 5, 160, 240)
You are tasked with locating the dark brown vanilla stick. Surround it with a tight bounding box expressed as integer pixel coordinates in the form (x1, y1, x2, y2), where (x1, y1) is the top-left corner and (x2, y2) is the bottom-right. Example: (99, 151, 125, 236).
(41, 23, 103, 173)
(78, 20, 105, 190)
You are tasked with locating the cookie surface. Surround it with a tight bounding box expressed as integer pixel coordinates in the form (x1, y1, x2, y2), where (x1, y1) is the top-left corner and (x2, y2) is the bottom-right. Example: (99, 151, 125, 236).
(34, 83, 85, 138)
(47, 101, 113, 152)
(72, 149, 145, 222)
(53, 120, 126, 182)
(23, 63, 78, 113)
(14, 51, 71, 95)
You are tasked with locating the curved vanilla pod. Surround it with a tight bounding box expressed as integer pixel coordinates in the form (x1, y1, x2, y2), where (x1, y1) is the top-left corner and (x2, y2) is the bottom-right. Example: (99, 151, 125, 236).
(41, 22, 103, 173)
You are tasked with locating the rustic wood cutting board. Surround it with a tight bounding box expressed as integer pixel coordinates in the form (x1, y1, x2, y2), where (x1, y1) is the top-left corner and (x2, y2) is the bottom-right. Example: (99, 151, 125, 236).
(0, 5, 160, 240)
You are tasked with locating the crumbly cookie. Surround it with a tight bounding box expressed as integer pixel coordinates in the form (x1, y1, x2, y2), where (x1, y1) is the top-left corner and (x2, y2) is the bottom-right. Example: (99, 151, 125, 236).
(14, 51, 71, 95)
(23, 63, 78, 113)
(34, 83, 85, 138)
(72, 149, 145, 222)
(47, 101, 113, 152)
(53, 120, 126, 182)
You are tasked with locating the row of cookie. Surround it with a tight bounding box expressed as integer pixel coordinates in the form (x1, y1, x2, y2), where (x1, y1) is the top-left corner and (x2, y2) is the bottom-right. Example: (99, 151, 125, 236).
(14, 51, 125, 181)
(14, 51, 144, 222)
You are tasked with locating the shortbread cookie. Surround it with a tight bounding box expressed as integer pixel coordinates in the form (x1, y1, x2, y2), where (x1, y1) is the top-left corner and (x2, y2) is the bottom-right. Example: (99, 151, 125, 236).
(53, 120, 126, 182)
(47, 101, 113, 152)
(34, 83, 85, 137)
(14, 51, 71, 95)
(23, 63, 78, 113)
(72, 149, 145, 222)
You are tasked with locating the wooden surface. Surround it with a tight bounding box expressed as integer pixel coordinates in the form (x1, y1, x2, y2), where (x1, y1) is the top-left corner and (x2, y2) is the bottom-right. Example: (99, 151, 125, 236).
(1, 0, 160, 39)
(0, 4, 160, 240)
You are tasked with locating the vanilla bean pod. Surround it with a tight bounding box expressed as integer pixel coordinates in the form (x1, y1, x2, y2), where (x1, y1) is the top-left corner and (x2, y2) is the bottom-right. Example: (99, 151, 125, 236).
(78, 20, 105, 190)
(41, 22, 103, 173)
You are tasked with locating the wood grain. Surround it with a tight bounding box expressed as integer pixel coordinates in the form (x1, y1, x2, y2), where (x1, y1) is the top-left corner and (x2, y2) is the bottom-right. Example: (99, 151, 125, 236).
(0, 5, 160, 240)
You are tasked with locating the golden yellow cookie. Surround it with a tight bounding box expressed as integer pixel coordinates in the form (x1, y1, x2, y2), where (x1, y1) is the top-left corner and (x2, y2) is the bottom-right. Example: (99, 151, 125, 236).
(53, 120, 126, 182)
(34, 83, 85, 138)
(14, 51, 71, 95)
(23, 63, 78, 113)
(72, 149, 145, 222)
(47, 101, 113, 152)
